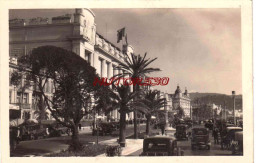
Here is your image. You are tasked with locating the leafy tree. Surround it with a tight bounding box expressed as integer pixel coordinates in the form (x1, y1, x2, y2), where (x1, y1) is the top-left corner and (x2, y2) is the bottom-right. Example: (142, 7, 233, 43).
(34, 108, 49, 121)
(116, 53, 160, 139)
(18, 46, 98, 151)
(197, 104, 212, 121)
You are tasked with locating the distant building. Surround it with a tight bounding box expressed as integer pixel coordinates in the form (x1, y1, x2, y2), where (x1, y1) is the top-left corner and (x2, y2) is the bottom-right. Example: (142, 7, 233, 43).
(172, 86, 191, 118)
(157, 91, 173, 111)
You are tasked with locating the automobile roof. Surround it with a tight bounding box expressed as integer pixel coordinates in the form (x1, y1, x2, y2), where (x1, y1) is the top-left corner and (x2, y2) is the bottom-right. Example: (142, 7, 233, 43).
(144, 136, 176, 141)
(226, 127, 243, 130)
(192, 127, 208, 130)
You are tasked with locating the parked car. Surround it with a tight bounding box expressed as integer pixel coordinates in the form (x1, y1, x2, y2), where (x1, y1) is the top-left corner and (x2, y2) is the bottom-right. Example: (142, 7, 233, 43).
(48, 123, 71, 137)
(175, 124, 189, 140)
(231, 131, 243, 155)
(191, 128, 211, 150)
(92, 122, 117, 136)
(221, 127, 243, 149)
(19, 124, 48, 140)
(140, 136, 184, 156)
(110, 121, 120, 130)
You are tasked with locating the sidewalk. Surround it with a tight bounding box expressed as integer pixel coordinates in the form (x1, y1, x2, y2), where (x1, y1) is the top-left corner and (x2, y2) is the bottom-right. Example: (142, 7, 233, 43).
(97, 139, 143, 157)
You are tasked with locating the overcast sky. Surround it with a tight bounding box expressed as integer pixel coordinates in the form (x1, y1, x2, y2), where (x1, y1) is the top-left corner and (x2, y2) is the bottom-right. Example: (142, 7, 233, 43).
(10, 8, 241, 95)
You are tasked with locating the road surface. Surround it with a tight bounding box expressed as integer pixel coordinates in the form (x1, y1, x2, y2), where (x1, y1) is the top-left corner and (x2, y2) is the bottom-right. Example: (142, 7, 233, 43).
(11, 124, 146, 156)
(128, 125, 233, 156)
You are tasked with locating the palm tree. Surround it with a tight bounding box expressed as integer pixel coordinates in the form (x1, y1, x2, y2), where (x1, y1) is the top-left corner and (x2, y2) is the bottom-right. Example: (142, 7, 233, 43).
(135, 90, 166, 135)
(116, 53, 160, 139)
(95, 84, 137, 147)
(34, 109, 49, 121)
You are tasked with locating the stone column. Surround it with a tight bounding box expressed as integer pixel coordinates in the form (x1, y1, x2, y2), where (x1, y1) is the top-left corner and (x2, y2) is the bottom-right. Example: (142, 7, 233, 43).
(89, 52, 94, 67)
(101, 59, 107, 78)
(93, 52, 100, 72)
(108, 62, 113, 79)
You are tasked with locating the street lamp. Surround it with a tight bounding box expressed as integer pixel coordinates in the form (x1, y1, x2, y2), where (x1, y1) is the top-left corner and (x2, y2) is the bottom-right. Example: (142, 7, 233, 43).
(232, 91, 236, 126)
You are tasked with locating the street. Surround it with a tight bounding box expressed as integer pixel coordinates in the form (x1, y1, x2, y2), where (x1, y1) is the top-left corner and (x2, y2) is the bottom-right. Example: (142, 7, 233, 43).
(11, 124, 146, 156)
(128, 125, 233, 156)
(12, 124, 234, 157)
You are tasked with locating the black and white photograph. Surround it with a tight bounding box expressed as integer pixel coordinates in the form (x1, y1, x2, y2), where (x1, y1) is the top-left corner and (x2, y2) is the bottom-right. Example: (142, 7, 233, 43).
(0, 1, 254, 162)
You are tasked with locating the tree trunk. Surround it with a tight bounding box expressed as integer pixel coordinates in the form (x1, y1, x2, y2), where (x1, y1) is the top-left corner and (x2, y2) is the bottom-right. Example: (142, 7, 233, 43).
(146, 116, 151, 136)
(70, 123, 82, 151)
(38, 95, 44, 129)
(133, 85, 138, 139)
(119, 111, 126, 147)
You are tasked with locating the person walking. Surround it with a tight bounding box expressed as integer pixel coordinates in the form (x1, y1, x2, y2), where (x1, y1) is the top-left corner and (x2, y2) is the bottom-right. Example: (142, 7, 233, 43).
(213, 128, 219, 144)
(160, 122, 165, 135)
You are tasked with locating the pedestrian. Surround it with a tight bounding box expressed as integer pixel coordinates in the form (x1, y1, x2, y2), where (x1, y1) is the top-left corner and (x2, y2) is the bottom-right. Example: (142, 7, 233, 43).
(78, 123, 82, 130)
(213, 128, 219, 144)
(160, 122, 165, 135)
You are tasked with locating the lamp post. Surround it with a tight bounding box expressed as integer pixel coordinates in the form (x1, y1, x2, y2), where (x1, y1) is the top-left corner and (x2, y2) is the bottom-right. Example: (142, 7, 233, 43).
(223, 101, 226, 121)
(232, 91, 236, 126)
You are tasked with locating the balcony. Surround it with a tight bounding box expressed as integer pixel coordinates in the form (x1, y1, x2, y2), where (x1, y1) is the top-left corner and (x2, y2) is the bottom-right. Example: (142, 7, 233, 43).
(10, 103, 31, 109)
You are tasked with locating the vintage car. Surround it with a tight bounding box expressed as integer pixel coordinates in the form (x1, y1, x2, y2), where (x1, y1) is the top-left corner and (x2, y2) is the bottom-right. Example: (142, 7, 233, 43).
(140, 136, 184, 156)
(19, 124, 48, 140)
(175, 124, 189, 140)
(191, 128, 211, 150)
(48, 123, 71, 137)
(231, 131, 243, 155)
(92, 122, 117, 136)
(221, 127, 243, 149)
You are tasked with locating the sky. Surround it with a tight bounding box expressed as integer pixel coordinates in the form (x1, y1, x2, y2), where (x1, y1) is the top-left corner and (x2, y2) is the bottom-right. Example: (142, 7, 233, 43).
(9, 8, 241, 95)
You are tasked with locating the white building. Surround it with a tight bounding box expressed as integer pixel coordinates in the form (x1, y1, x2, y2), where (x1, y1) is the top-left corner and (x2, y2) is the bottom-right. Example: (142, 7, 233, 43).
(172, 86, 191, 118)
(9, 8, 134, 122)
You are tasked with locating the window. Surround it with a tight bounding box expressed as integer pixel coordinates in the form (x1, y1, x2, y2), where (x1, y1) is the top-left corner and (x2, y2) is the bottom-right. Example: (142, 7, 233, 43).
(23, 93, 29, 104)
(16, 92, 21, 104)
(113, 65, 116, 77)
(85, 50, 91, 64)
(106, 62, 110, 78)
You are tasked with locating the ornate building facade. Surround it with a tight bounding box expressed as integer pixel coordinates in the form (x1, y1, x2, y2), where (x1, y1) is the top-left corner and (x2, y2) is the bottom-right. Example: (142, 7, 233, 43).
(9, 8, 134, 122)
(172, 86, 191, 118)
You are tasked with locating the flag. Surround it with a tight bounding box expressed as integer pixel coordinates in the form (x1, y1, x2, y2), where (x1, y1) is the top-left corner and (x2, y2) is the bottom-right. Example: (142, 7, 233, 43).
(117, 27, 125, 43)
(125, 33, 128, 45)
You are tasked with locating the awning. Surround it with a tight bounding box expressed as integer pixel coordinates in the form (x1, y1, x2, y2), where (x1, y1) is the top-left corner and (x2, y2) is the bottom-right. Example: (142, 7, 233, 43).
(10, 119, 24, 127)
(9, 104, 19, 110)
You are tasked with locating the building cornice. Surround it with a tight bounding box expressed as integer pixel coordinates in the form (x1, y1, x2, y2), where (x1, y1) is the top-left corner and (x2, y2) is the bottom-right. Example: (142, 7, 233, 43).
(10, 38, 70, 45)
(9, 22, 76, 29)
(94, 45, 125, 64)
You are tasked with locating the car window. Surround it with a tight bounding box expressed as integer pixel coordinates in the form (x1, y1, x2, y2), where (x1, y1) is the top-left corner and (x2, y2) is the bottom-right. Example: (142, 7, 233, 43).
(145, 140, 169, 152)
(147, 143, 167, 151)
(194, 129, 207, 135)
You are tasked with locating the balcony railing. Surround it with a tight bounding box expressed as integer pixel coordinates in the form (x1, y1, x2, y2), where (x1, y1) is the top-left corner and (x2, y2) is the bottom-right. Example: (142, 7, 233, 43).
(10, 103, 31, 109)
